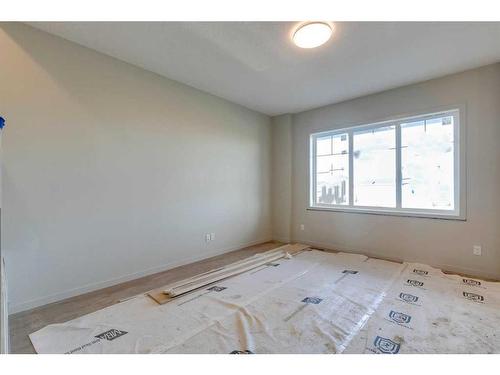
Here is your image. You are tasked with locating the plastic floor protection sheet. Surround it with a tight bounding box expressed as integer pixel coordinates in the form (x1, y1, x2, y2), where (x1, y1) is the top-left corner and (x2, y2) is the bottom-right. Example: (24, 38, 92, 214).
(28, 250, 500, 354)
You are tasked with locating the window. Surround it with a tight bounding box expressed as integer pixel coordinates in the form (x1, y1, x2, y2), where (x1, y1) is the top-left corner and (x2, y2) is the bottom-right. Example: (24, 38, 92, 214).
(310, 109, 463, 219)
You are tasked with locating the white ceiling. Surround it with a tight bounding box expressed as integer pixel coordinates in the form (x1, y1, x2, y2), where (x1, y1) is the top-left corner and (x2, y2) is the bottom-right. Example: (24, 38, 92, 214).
(29, 22, 500, 116)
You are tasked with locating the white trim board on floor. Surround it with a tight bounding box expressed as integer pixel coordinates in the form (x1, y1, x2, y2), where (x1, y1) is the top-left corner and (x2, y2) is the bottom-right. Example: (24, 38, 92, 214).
(8, 237, 273, 315)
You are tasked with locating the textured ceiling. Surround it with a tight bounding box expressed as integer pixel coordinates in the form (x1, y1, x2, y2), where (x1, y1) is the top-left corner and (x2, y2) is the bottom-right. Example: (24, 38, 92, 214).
(29, 22, 500, 116)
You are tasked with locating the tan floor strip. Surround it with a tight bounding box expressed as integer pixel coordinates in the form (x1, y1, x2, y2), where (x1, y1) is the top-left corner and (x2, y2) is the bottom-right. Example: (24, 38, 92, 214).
(148, 243, 309, 304)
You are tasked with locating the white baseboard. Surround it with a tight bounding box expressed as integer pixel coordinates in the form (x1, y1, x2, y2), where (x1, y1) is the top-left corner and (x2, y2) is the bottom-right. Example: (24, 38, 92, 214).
(1, 256, 9, 354)
(9, 237, 273, 315)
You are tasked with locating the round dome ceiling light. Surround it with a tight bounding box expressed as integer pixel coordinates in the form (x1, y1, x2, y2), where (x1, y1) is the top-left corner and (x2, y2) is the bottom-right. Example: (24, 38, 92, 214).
(292, 22, 333, 49)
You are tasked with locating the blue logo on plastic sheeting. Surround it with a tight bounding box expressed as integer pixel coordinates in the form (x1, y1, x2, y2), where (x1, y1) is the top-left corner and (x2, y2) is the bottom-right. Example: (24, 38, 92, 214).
(399, 293, 419, 303)
(302, 297, 323, 304)
(407, 279, 424, 287)
(462, 278, 481, 286)
(207, 286, 227, 292)
(389, 310, 411, 324)
(374, 336, 401, 354)
(413, 269, 428, 276)
(463, 292, 484, 302)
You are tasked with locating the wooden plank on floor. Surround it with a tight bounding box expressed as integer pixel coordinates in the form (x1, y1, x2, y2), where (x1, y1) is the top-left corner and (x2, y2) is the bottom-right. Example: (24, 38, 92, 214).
(147, 243, 310, 304)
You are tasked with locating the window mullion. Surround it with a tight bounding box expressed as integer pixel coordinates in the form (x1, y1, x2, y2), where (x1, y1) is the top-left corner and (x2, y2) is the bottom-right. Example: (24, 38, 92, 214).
(311, 136, 317, 206)
(453, 111, 460, 215)
(395, 123, 402, 209)
(348, 129, 354, 207)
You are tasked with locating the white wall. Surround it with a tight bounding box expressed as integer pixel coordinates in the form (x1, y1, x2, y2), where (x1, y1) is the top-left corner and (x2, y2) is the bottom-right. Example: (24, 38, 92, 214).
(0, 23, 272, 313)
(281, 64, 500, 280)
(271, 115, 292, 242)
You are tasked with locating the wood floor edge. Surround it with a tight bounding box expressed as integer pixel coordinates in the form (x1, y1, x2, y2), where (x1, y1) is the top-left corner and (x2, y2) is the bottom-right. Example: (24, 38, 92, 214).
(10, 241, 283, 319)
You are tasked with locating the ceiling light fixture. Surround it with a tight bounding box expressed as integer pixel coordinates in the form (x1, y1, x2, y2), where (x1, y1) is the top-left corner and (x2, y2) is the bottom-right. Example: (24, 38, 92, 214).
(292, 22, 333, 49)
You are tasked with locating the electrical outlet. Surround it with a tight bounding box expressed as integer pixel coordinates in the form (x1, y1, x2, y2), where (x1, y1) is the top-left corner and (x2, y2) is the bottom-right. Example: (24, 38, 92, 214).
(210, 233, 216, 241)
(300, 224, 305, 231)
(473, 245, 482, 256)
(205, 233, 211, 242)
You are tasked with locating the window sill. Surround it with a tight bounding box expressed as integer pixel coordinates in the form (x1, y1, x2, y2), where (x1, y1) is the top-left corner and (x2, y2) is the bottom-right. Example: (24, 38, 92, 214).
(307, 205, 466, 221)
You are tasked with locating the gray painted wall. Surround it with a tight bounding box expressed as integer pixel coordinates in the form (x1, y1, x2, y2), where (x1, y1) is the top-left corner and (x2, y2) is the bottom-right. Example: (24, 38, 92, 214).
(2, 22, 499, 316)
(275, 64, 500, 280)
(0, 23, 272, 313)
(271, 115, 292, 243)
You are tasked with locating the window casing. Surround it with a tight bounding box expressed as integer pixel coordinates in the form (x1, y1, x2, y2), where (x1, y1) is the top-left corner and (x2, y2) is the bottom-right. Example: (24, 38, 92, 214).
(310, 109, 464, 219)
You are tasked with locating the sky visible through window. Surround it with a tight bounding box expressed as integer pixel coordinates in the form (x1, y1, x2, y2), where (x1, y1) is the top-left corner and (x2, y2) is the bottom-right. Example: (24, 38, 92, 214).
(401, 116, 454, 209)
(313, 112, 456, 213)
(353, 126, 396, 207)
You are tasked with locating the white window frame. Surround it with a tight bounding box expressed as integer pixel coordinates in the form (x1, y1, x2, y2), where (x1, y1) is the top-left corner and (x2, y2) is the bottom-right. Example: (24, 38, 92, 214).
(309, 108, 466, 220)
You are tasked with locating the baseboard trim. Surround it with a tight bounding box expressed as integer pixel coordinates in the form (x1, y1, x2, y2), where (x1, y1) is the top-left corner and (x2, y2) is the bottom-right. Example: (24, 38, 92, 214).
(1, 256, 9, 353)
(12, 236, 496, 314)
(9, 237, 273, 315)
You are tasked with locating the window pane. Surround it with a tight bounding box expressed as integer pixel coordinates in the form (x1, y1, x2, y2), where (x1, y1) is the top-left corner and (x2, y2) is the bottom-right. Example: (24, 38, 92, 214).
(401, 115, 454, 210)
(315, 133, 349, 205)
(353, 126, 396, 207)
(316, 135, 332, 156)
